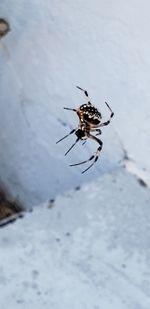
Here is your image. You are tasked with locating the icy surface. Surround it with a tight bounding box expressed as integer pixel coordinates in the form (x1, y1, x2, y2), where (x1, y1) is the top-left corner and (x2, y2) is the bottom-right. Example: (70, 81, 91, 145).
(1, 168, 150, 309)
(0, 0, 150, 206)
(0, 1, 150, 307)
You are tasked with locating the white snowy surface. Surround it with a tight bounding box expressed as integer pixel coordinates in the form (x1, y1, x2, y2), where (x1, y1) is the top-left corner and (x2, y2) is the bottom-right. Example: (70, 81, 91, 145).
(1, 1, 150, 308)
(1, 168, 150, 309)
(0, 0, 150, 206)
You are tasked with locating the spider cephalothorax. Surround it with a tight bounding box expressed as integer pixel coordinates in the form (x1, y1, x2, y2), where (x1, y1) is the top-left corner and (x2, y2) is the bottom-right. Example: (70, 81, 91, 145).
(56, 86, 114, 174)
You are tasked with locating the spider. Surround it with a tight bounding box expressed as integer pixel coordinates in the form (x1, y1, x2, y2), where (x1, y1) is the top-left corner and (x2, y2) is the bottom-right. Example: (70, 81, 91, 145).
(56, 86, 114, 174)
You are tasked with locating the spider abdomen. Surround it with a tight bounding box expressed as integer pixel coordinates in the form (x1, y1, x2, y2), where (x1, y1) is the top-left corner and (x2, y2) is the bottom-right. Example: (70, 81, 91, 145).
(78, 104, 102, 126)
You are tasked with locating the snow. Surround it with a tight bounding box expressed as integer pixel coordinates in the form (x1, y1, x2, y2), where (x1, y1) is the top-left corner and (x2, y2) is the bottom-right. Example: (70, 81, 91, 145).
(1, 1, 150, 308)
(1, 168, 150, 308)
(0, 0, 150, 206)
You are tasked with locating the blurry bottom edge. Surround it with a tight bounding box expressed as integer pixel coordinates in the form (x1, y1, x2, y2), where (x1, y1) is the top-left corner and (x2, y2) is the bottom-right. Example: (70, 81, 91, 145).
(0, 189, 25, 227)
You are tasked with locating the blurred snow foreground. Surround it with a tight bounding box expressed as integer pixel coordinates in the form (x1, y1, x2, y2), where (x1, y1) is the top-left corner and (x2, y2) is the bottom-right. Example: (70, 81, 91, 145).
(1, 1, 150, 308)
(1, 169, 150, 309)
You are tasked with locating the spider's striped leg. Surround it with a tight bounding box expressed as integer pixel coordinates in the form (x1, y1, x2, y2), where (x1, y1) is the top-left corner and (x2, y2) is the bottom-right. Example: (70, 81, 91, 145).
(76, 86, 91, 104)
(56, 129, 76, 144)
(70, 134, 103, 174)
(82, 135, 103, 174)
(70, 154, 95, 167)
(90, 128, 102, 136)
(64, 107, 76, 112)
(100, 102, 114, 127)
(82, 139, 87, 146)
(95, 129, 102, 136)
(65, 137, 79, 156)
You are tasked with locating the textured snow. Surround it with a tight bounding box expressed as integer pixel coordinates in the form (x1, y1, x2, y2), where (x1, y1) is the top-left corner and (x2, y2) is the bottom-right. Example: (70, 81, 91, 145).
(0, 0, 150, 206)
(0, 1, 150, 308)
(1, 169, 150, 309)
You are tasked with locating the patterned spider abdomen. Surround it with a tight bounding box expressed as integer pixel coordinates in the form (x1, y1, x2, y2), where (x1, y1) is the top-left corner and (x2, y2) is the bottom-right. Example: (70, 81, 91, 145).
(79, 103, 102, 126)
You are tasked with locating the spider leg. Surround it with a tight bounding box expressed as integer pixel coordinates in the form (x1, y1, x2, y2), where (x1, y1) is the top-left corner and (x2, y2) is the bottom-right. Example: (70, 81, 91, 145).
(100, 102, 114, 127)
(56, 129, 76, 144)
(70, 155, 95, 166)
(90, 128, 102, 136)
(76, 86, 91, 104)
(96, 130, 102, 136)
(70, 134, 103, 173)
(64, 107, 77, 112)
(65, 137, 79, 156)
(82, 135, 103, 173)
(82, 160, 97, 174)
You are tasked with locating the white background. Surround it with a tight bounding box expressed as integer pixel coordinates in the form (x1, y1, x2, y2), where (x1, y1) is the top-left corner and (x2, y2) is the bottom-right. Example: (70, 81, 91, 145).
(0, 0, 150, 207)
(1, 1, 150, 308)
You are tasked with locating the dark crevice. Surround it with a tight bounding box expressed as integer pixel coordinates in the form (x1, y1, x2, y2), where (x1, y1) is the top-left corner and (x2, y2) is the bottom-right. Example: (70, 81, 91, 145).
(0, 18, 10, 38)
(0, 189, 25, 227)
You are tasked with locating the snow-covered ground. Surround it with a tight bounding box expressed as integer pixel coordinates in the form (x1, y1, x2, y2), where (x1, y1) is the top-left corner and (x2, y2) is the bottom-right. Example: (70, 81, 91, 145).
(1, 1, 150, 308)
(0, 0, 150, 206)
(1, 168, 150, 309)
